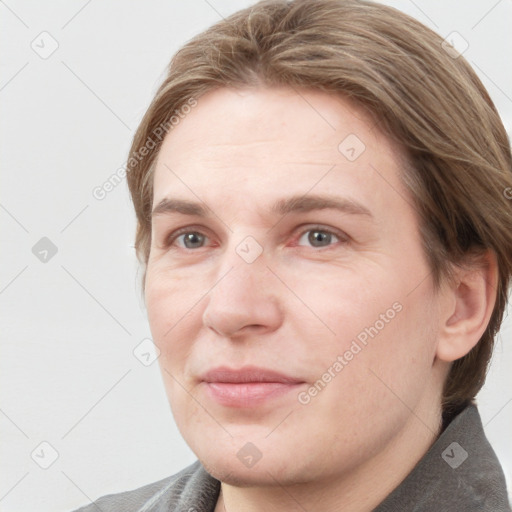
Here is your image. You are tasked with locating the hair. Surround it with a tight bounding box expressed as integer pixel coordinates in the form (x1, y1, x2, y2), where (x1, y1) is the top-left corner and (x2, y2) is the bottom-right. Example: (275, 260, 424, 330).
(126, 0, 512, 419)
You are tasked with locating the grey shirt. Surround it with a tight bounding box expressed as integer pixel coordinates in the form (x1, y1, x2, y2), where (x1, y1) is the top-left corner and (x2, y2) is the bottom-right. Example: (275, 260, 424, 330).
(72, 404, 511, 511)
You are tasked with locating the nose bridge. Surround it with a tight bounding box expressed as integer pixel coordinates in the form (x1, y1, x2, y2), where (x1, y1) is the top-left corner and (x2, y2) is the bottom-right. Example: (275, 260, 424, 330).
(209, 233, 270, 308)
(214, 224, 268, 287)
(201, 233, 282, 337)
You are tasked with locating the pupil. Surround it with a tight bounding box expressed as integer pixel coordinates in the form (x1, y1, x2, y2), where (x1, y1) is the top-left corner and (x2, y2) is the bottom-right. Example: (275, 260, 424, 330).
(309, 230, 330, 247)
(184, 232, 203, 248)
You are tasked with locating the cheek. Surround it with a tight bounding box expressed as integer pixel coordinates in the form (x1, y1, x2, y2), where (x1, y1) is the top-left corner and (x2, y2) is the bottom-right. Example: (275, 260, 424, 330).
(295, 295, 437, 452)
(282, 262, 399, 345)
(145, 266, 200, 354)
(291, 260, 437, 388)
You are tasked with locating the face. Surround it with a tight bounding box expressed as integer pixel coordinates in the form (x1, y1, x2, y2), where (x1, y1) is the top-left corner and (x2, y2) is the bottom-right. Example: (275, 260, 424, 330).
(145, 86, 446, 486)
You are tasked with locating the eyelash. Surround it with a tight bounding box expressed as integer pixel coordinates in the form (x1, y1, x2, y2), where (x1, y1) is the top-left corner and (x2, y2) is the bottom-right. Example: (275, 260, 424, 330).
(163, 225, 349, 251)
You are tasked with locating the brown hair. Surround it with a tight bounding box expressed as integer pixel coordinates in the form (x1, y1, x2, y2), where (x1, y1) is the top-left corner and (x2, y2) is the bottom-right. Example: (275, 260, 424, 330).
(126, 0, 512, 417)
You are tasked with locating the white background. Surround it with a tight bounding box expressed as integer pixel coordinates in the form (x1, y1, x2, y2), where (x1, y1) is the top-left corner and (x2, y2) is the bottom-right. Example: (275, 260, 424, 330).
(1, 1, 511, 511)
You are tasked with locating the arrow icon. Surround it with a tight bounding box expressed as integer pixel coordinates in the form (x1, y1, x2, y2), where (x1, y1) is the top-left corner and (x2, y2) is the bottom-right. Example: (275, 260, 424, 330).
(134, 338, 160, 366)
(30, 31, 59, 60)
(236, 236, 263, 263)
(31, 441, 59, 469)
(441, 32, 468, 59)
(441, 441, 468, 468)
(32, 237, 58, 263)
(338, 134, 365, 161)
(236, 441, 263, 467)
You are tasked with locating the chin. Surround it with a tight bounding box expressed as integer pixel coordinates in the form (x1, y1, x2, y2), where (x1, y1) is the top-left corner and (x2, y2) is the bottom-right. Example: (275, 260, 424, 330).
(209, 467, 271, 487)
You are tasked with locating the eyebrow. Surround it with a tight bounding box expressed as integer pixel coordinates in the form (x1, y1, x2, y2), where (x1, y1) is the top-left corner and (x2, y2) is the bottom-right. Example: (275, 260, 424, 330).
(151, 194, 373, 219)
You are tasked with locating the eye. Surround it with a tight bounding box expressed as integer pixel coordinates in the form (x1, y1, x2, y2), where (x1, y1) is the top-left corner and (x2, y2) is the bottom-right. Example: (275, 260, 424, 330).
(167, 229, 210, 249)
(296, 227, 345, 248)
(163, 226, 347, 251)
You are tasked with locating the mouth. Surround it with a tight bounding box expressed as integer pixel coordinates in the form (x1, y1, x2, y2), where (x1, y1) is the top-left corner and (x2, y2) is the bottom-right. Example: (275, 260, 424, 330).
(200, 365, 305, 408)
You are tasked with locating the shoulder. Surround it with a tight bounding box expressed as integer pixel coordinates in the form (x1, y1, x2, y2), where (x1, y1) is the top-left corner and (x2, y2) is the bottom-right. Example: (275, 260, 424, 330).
(71, 460, 220, 512)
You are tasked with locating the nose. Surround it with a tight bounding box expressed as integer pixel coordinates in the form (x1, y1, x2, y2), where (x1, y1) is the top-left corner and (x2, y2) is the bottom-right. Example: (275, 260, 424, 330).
(201, 247, 283, 339)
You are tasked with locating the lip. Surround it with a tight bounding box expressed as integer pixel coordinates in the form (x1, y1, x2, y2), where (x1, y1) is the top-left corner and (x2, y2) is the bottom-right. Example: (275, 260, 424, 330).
(200, 365, 304, 408)
(201, 365, 303, 384)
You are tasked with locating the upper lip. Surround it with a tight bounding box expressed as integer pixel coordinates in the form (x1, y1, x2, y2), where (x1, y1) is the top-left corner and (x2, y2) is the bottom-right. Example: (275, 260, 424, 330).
(201, 365, 303, 384)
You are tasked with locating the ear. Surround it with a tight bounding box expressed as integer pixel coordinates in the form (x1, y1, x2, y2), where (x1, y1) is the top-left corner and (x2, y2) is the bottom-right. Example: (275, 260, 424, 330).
(435, 250, 498, 362)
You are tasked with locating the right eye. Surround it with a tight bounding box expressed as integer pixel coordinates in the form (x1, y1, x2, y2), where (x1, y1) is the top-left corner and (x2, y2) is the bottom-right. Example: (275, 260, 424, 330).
(165, 228, 211, 250)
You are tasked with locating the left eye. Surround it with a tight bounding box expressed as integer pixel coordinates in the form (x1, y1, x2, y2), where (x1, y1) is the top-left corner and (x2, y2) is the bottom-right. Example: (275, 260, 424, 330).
(297, 228, 342, 248)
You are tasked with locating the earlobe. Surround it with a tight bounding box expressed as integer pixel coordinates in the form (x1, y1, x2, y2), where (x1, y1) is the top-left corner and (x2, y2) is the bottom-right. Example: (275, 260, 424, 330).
(435, 250, 498, 363)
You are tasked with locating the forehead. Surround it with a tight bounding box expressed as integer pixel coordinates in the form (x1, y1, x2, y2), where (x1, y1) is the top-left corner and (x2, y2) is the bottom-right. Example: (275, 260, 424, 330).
(157, 86, 386, 156)
(152, 86, 408, 213)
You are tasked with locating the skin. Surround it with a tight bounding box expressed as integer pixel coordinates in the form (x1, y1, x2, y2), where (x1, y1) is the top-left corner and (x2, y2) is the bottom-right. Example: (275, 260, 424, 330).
(145, 87, 497, 511)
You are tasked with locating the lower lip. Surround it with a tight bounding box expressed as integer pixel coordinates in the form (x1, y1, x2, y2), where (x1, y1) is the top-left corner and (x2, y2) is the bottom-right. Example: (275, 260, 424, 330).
(203, 382, 303, 407)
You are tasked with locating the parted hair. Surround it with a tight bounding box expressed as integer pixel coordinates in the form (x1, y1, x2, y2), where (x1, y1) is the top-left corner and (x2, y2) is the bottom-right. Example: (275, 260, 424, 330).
(126, 0, 512, 418)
